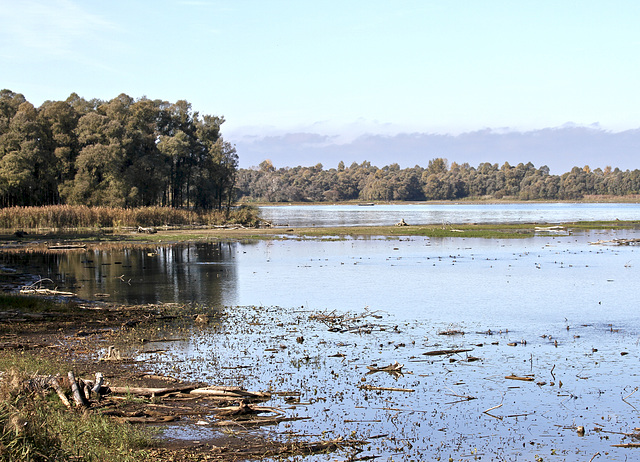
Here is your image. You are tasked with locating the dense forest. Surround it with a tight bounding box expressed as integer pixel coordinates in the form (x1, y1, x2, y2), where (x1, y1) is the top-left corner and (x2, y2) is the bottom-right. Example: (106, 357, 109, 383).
(236, 158, 640, 202)
(3, 89, 639, 209)
(0, 90, 237, 209)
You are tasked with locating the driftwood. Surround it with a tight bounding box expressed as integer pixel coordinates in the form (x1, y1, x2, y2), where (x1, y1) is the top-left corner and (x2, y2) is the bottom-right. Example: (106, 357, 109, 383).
(190, 386, 271, 400)
(19, 278, 77, 297)
(100, 345, 131, 361)
(611, 443, 640, 448)
(47, 244, 87, 250)
(91, 372, 104, 394)
(12, 372, 98, 408)
(137, 226, 157, 234)
(19, 288, 77, 297)
(214, 401, 284, 418)
(50, 377, 72, 408)
(423, 348, 472, 356)
(117, 415, 176, 423)
(212, 415, 310, 427)
(359, 385, 415, 392)
(108, 385, 195, 397)
(68, 371, 89, 407)
(535, 226, 566, 232)
(367, 361, 404, 378)
(102, 408, 178, 423)
(505, 375, 535, 382)
(438, 329, 465, 336)
(367, 361, 403, 373)
(590, 238, 640, 246)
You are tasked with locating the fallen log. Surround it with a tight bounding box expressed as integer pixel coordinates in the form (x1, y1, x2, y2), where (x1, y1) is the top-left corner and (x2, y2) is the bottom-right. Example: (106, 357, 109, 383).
(359, 385, 415, 392)
(116, 415, 176, 424)
(68, 371, 89, 407)
(438, 329, 465, 336)
(590, 238, 640, 246)
(367, 361, 403, 373)
(19, 288, 77, 297)
(91, 372, 104, 394)
(505, 375, 535, 382)
(190, 386, 271, 400)
(108, 385, 195, 397)
(214, 401, 284, 417)
(50, 377, 71, 409)
(137, 226, 157, 234)
(423, 348, 472, 356)
(47, 244, 87, 250)
(212, 415, 311, 427)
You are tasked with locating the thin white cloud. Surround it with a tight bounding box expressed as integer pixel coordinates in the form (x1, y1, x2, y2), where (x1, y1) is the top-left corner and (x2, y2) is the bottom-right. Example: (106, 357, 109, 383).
(0, 0, 117, 59)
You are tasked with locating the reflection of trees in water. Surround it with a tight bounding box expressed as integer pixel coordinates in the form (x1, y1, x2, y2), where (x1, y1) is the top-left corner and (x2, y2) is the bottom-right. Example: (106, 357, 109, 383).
(0, 243, 238, 306)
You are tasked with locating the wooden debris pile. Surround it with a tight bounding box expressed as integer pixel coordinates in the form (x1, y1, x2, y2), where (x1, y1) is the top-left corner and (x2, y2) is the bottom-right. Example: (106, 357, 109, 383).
(309, 308, 384, 334)
(367, 361, 404, 378)
(590, 238, 640, 246)
(14, 370, 288, 428)
(19, 278, 77, 297)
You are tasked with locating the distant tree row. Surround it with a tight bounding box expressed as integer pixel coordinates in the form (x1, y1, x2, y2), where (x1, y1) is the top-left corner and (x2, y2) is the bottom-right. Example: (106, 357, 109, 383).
(0, 90, 237, 209)
(236, 159, 640, 202)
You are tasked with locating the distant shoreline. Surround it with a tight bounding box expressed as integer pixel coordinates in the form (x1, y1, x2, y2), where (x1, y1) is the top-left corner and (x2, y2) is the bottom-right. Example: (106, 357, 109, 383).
(244, 195, 640, 206)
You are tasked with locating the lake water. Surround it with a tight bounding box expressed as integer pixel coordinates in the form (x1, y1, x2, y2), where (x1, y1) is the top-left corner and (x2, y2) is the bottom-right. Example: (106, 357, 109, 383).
(259, 202, 640, 227)
(2, 204, 640, 460)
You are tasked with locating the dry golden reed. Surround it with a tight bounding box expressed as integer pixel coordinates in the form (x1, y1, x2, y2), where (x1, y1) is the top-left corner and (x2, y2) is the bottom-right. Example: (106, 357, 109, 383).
(0, 205, 253, 230)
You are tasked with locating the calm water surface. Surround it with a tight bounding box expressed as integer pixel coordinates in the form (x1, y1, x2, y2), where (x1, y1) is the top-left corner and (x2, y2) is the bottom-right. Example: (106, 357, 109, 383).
(2, 221, 640, 460)
(4, 230, 638, 329)
(260, 202, 640, 227)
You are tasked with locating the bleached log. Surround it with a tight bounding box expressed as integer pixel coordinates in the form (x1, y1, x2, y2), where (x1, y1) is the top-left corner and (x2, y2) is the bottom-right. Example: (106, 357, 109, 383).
(190, 386, 271, 399)
(50, 377, 71, 408)
(108, 385, 195, 396)
(68, 371, 89, 407)
(505, 375, 535, 382)
(92, 372, 104, 394)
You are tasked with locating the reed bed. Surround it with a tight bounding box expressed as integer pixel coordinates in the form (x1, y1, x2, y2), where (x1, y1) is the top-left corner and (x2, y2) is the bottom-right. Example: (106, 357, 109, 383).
(0, 205, 259, 230)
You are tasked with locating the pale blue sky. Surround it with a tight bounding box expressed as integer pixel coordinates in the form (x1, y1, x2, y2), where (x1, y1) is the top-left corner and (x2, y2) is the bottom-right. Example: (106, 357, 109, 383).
(2, 1, 639, 170)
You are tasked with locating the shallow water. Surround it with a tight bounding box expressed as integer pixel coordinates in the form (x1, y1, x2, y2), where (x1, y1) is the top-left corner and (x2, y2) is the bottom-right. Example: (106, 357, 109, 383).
(3, 228, 640, 459)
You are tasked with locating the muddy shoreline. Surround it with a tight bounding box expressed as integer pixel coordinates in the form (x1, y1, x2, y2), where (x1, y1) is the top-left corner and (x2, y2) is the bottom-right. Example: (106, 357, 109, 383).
(0, 298, 366, 461)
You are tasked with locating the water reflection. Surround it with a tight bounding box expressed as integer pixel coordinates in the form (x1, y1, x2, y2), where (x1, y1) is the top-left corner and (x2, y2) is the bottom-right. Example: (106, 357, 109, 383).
(2, 230, 638, 331)
(0, 242, 241, 305)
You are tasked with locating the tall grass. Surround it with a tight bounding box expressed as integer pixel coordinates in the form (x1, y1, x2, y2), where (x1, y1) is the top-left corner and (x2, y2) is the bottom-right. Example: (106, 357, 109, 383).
(0, 205, 260, 230)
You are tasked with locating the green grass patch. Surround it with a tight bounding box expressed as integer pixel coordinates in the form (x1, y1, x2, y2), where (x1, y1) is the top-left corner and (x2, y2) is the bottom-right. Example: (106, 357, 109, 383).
(290, 224, 535, 239)
(0, 352, 153, 462)
(0, 294, 79, 315)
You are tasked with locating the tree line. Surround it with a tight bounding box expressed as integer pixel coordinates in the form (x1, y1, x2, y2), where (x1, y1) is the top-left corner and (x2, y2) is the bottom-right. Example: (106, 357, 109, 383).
(236, 158, 640, 202)
(0, 89, 237, 209)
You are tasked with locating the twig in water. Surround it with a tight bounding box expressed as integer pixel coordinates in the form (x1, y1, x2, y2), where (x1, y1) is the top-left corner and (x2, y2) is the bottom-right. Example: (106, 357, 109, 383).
(622, 386, 639, 411)
(483, 395, 504, 420)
